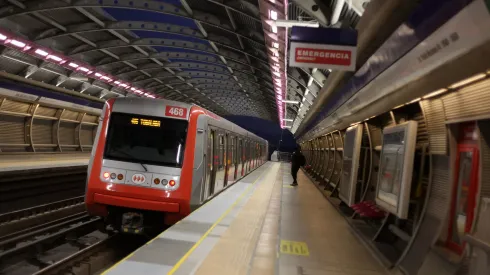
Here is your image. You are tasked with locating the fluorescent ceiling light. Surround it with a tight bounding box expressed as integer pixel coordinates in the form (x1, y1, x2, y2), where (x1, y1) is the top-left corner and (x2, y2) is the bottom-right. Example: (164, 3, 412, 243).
(448, 73, 486, 89)
(35, 49, 48, 56)
(0, 33, 7, 40)
(9, 39, 26, 48)
(270, 10, 278, 20)
(283, 100, 299, 104)
(272, 42, 279, 48)
(283, 119, 293, 121)
(272, 25, 277, 33)
(304, 89, 309, 96)
(47, 54, 63, 62)
(274, 19, 319, 28)
(307, 77, 313, 86)
(422, 88, 447, 99)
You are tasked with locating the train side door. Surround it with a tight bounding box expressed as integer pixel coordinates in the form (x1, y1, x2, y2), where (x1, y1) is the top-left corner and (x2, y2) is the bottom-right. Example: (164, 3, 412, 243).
(223, 133, 229, 188)
(206, 129, 216, 198)
(228, 135, 236, 183)
(214, 131, 225, 191)
(235, 136, 239, 179)
(239, 138, 244, 176)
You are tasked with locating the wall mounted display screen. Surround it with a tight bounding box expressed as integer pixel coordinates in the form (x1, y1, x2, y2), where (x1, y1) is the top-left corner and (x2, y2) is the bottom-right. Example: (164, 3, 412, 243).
(339, 124, 363, 206)
(376, 121, 418, 219)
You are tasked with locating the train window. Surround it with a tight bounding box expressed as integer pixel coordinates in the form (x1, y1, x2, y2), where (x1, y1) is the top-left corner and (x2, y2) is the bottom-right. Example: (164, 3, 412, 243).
(104, 112, 188, 167)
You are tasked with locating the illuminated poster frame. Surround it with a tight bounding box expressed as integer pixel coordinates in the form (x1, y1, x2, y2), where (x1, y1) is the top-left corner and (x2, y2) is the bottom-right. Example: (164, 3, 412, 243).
(375, 121, 418, 219)
(339, 124, 363, 206)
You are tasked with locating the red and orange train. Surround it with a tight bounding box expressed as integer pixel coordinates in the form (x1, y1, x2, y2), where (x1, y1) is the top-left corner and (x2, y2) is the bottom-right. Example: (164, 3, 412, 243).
(85, 97, 268, 233)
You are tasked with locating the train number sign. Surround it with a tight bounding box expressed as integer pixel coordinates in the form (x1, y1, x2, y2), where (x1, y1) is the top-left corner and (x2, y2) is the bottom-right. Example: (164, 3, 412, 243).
(165, 106, 187, 118)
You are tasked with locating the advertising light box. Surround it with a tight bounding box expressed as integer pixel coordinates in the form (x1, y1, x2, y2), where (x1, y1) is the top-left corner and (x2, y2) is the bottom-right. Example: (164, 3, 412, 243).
(376, 121, 418, 219)
(339, 124, 363, 206)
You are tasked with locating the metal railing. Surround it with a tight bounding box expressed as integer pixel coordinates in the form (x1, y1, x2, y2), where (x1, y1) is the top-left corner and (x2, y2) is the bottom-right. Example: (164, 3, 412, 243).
(0, 96, 100, 153)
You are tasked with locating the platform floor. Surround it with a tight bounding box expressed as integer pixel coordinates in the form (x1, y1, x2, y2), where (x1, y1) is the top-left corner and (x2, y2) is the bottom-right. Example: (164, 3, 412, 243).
(0, 153, 89, 172)
(102, 162, 386, 275)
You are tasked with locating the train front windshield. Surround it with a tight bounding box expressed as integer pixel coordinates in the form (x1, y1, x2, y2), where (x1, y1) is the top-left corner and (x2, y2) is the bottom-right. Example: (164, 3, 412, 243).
(104, 112, 188, 167)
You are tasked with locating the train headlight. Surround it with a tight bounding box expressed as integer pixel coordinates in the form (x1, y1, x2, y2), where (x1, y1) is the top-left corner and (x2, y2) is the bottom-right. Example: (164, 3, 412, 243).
(103, 172, 110, 179)
(110, 173, 117, 179)
(161, 179, 168, 185)
(154, 178, 160, 185)
(169, 180, 176, 187)
(117, 174, 124, 180)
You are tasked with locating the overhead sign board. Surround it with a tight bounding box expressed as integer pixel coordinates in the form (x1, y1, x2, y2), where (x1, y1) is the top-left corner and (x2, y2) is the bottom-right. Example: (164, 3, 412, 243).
(289, 42, 356, 71)
(289, 27, 358, 71)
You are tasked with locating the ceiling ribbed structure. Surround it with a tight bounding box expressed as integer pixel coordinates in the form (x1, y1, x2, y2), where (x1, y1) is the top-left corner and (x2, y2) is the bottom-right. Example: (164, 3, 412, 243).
(0, 0, 364, 123)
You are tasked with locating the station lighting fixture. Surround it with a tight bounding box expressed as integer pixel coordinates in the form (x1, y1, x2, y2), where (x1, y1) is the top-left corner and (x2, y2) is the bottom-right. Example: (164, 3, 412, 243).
(307, 77, 314, 87)
(283, 118, 293, 121)
(283, 100, 299, 104)
(422, 88, 447, 99)
(0, 29, 158, 99)
(35, 49, 48, 56)
(272, 42, 279, 48)
(8, 39, 26, 48)
(272, 25, 278, 33)
(448, 73, 486, 89)
(270, 10, 278, 20)
(274, 19, 320, 28)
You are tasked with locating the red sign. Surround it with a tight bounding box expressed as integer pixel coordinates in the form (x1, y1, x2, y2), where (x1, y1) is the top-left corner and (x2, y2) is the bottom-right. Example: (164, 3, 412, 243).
(289, 42, 356, 71)
(165, 105, 188, 119)
(295, 48, 352, 66)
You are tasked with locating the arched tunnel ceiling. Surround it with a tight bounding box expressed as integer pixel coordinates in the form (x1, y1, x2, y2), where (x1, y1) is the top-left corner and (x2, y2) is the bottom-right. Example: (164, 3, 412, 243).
(0, 0, 362, 123)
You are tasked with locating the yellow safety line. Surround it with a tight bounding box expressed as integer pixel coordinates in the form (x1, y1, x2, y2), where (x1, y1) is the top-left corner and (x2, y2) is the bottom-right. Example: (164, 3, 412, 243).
(167, 166, 270, 274)
(100, 164, 270, 275)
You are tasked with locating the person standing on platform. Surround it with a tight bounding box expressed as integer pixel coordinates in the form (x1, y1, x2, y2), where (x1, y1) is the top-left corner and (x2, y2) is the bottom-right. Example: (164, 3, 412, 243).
(290, 146, 306, 186)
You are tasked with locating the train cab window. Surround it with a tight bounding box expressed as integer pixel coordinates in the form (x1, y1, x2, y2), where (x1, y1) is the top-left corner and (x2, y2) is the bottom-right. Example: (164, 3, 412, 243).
(104, 112, 188, 167)
(446, 122, 479, 254)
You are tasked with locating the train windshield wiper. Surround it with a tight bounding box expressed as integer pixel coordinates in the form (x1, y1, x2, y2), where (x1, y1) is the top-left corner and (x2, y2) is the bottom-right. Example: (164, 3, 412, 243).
(111, 149, 148, 172)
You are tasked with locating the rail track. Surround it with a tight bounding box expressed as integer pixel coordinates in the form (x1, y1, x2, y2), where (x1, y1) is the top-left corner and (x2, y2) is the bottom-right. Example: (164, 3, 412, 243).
(0, 213, 102, 268)
(0, 166, 87, 214)
(0, 196, 86, 237)
(0, 197, 152, 275)
(31, 233, 145, 275)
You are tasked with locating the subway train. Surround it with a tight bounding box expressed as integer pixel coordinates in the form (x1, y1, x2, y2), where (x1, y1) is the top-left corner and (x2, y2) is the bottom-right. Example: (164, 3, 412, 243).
(85, 97, 268, 233)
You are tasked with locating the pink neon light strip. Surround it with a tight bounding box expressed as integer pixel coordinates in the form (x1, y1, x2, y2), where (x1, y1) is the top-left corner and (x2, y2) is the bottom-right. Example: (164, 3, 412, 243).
(0, 28, 158, 99)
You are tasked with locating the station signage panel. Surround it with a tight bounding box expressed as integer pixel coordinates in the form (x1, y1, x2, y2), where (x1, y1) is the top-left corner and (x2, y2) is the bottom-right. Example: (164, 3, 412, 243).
(289, 27, 358, 71)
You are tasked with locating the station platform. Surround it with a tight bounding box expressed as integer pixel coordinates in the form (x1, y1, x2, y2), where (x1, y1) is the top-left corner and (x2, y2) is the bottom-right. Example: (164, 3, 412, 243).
(0, 153, 89, 172)
(102, 162, 386, 275)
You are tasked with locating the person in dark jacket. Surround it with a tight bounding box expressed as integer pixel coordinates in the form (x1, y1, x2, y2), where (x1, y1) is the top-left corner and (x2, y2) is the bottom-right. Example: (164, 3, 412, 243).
(290, 146, 306, 186)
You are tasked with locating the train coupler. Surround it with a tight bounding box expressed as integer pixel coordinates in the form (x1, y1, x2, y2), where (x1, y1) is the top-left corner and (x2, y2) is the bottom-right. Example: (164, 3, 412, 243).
(121, 212, 144, 234)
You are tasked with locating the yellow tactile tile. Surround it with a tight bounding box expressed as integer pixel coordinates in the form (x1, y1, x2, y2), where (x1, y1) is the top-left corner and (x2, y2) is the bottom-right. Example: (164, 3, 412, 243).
(194, 163, 281, 275)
